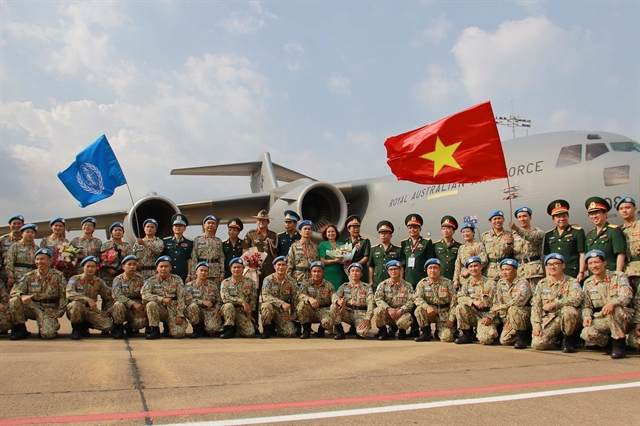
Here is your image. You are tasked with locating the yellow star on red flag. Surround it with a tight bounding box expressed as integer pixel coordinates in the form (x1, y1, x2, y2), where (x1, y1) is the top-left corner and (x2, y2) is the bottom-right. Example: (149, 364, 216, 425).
(419, 136, 462, 177)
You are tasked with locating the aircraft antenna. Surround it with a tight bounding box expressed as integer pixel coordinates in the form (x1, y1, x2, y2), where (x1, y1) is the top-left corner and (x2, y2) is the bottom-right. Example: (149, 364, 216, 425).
(495, 100, 532, 139)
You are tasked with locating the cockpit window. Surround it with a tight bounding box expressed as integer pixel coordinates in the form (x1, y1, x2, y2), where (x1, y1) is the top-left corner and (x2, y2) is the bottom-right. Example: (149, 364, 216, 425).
(586, 143, 609, 161)
(603, 165, 630, 187)
(556, 144, 582, 168)
(610, 141, 640, 152)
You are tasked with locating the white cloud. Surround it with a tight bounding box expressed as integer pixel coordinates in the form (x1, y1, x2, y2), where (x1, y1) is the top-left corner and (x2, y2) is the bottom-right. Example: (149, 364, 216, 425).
(284, 42, 304, 54)
(416, 64, 461, 105)
(420, 14, 453, 44)
(219, 1, 277, 35)
(345, 131, 375, 151)
(284, 42, 305, 73)
(327, 73, 351, 96)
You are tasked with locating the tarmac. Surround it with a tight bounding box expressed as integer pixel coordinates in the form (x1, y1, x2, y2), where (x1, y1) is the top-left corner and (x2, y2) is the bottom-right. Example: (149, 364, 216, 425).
(1, 322, 639, 426)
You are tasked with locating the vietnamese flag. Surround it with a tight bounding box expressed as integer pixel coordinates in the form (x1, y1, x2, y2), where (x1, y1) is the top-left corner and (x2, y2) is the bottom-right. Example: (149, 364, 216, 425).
(385, 101, 507, 184)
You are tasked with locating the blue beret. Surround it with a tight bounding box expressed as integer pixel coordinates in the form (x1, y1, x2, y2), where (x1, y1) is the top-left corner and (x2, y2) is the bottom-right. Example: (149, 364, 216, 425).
(203, 215, 217, 225)
(109, 222, 124, 233)
(465, 256, 482, 268)
(298, 220, 313, 231)
(514, 207, 532, 217)
(143, 218, 158, 228)
(544, 253, 565, 265)
(500, 258, 519, 269)
(81, 217, 97, 226)
(195, 261, 209, 271)
(34, 248, 52, 258)
(488, 210, 504, 220)
(284, 210, 300, 222)
(460, 222, 475, 231)
(8, 214, 24, 224)
(310, 261, 325, 270)
(424, 258, 441, 269)
(81, 256, 99, 266)
(155, 255, 172, 266)
(615, 196, 636, 210)
(49, 217, 65, 226)
(229, 257, 243, 267)
(272, 256, 287, 265)
(347, 263, 363, 272)
(121, 255, 137, 265)
(20, 223, 37, 233)
(585, 250, 606, 263)
(385, 260, 402, 270)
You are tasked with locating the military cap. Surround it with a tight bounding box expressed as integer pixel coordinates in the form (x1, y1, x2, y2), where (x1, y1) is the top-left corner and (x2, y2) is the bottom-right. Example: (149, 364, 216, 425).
(143, 218, 158, 228)
(272, 255, 287, 265)
(49, 217, 65, 226)
(284, 210, 300, 222)
(227, 217, 244, 231)
(585, 250, 606, 263)
(346, 215, 362, 228)
(109, 222, 124, 233)
(377, 220, 394, 233)
(171, 213, 188, 226)
(81, 217, 97, 226)
(229, 257, 244, 267)
(203, 215, 218, 225)
(252, 210, 270, 220)
(544, 253, 565, 265)
(385, 260, 402, 270)
(347, 262, 363, 272)
(405, 214, 423, 227)
(585, 196, 610, 213)
(615, 196, 636, 210)
(34, 248, 52, 258)
(20, 223, 37, 233)
(298, 220, 313, 231)
(81, 256, 100, 266)
(547, 199, 570, 216)
(8, 214, 24, 224)
(155, 255, 172, 266)
(499, 258, 519, 269)
(195, 261, 209, 271)
(424, 258, 441, 269)
(121, 255, 137, 265)
(441, 215, 458, 230)
(488, 210, 504, 220)
(465, 256, 482, 267)
(460, 222, 475, 231)
(514, 207, 532, 217)
(310, 261, 325, 270)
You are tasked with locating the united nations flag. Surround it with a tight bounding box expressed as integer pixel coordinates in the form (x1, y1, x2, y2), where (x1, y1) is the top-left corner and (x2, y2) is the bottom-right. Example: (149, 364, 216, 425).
(57, 135, 127, 207)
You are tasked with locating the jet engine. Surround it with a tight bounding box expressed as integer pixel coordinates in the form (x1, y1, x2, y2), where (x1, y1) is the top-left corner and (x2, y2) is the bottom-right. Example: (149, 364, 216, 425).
(123, 194, 180, 242)
(270, 181, 348, 238)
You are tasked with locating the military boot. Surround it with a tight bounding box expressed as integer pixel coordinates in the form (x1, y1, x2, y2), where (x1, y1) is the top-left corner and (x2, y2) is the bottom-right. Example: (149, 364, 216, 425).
(71, 323, 83, 340)
(301, 323, 312, 339)
(561, 334, 575, 353)
(378, 326, 389, 341)
(398, 329, 407, 340)
(408, 321, 420, 338)
(146, 326, 161, 340)
(611, 338, 626, 359)
(389, 325, 398, 338)
(346, 325, 357, 335)
(334, 324, 345, 340)
(260, 323, 272, 339)
(221, 325, 235, 339)
(81, 322, 91, 337)
(112, 324, 125, 340)
(190, 323, 203, 339)
(294, 322, 302, 337)
(10, 323, 28, 341)
(455, 329, 474, 344)
(415, 327, 432, 342)
(514, 330, 529, 349)
(124, 323, 136, 338)
(315, 326, 325, 338)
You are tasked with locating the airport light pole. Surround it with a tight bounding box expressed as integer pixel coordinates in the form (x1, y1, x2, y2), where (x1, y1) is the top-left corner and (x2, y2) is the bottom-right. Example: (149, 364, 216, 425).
(495, 101, 532, 139)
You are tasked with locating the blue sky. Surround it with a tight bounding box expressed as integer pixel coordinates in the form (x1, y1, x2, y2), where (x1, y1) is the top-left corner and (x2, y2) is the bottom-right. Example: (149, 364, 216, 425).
(1, 0, 638, 228)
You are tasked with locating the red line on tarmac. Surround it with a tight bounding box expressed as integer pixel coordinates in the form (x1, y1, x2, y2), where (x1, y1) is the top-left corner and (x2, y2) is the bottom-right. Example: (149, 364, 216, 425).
(2, 372, 638, 425)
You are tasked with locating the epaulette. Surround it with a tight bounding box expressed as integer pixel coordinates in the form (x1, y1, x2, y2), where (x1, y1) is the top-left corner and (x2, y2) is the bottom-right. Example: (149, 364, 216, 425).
(453, 239, 462, 245)
(546, 228, 555, 234)
(222, 239, 229, 243)
(183, 237, 193, 241)
(481, 230, 490, 235)
(435, 239, 443, 244)
(371, 243, 381, 248)
(162, 236, 172, 240)
(607, 224, 618, 228)
(401, 238, 409, 242)
(571, 225, 582, 230)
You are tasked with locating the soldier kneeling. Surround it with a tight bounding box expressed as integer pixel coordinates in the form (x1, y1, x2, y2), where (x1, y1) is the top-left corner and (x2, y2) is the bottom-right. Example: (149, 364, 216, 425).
(297, 261, 336, 339)
(110, 255, 148, 339)
(0, 277, 14, 334)
(374, 260, 414, 340)
(331, 263, 374, 340)
(261, 256, 297, 338)
(220, 258, 257, 339)
(414, 258, 456, 342)
(185, 262, 223, 338)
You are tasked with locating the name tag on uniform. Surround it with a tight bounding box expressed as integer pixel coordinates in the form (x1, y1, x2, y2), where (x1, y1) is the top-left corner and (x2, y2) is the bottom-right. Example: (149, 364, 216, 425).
(542, 289, 551, 294)
(30, 282, 39, 287)
(344, 289, 351, 294)
(228, 285, 236, 291)
(308, 287, 315, 292)
(385, 288, 392, 293)
(193, 290, 201, 295)
(502, 287, 508, 291)
(408, 257, 415, 268)
(468, 289, 474, 294)
(154, 284, 162, 289)
(76, 286, 84, 291)
(296, 246, 303, 250)
(122, 284, 129, 288)
(424, 286, 432, 291)
(590, 289, 598, 293)
(199, 241, 206, 245)
(272, 286, 279, 290)
(19, 248, 27, 252)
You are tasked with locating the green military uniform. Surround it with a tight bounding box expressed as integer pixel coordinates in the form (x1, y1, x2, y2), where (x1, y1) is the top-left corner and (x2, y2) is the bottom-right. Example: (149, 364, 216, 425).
(401, 214, 436, 287)
(369, 243, 404, 286)
(585, 223, 626, 272)
(347, 235, 371, 283)
(222, 218, 244, 279)
(543, 199, 585, 278)
(434, 239, 462, 280)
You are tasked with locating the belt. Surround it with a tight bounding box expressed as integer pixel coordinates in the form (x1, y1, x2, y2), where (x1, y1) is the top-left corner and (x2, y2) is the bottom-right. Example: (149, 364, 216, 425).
(142, 266, 156, 271)
(432, 302, 450, 309)
(349, 306, 368, 311)
(15, 263, 36, 269)
(629, 255, 640, 262)
(592, 307, 603, 313)
(478, 307, 491, 312)
(518, 255, 541, 263)
(294, 266, 308, 272)
(488, 258, 500, 263)
(197, 257, 217, 263)
(34, 298, 59, 304)
(318, 304, 330, 308)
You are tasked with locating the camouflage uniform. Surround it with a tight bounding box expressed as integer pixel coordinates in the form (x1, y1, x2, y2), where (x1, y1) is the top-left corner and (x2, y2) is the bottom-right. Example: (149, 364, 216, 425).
(489, 277, 532, 345)
(220, 275, 257, 337)
(621, 219, 640, 292)
(184, 279, 222, 335)
(512, 227, 545, 286)
(9, 268, 67, 338)
(286, 241, 319, 285)
(190, 235, 224, 285)
(99, 241, 133, 287)
(369, 243, 404, 286)
(455, 276, 498, 344)
(0, 233, 21, 282)
(481, 230, 514, 280)
(628, 290, 640, 349)
(543, 225, 585, 278)
(414, 276, 457, 341)
(135, 237, 164, 280)
(261, 272, 297, 337)
(433, 239, 462, 280)
(111, 272, 148, 330)
(142, 274, 188, 338)
(373, 278, 414, 330)
(5, 241, 38, 283)
(296, 277, 336, 330)
(0, 279, 14, 331)
(580, 271, 634, 347)
(531, 274, 583, 350)
(453, 242, 488, 285)
(69, 236, 103, 275)
(331, 281, 374, 337)
(39, 235, 69, 250)
(222, 238, 243, 279)
(66, 274, 114, 332)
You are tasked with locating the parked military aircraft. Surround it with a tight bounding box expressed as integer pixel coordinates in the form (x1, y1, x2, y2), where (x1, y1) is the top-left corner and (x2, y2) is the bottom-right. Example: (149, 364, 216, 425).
(2, 130, 638, 241)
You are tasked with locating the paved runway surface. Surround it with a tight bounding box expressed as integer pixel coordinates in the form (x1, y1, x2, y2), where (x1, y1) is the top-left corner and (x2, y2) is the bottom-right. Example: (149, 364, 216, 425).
(1, 323, 638, 426)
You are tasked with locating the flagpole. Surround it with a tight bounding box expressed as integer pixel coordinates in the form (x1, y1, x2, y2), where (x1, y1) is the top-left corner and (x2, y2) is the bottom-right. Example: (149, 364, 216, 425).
(505, 175, 514, 219)
(125, 184, 142, 241)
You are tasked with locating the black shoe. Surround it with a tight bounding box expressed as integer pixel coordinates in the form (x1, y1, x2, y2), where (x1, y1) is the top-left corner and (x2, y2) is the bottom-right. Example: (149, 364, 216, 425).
(81, 322, 91, 337)
(455, 329, 474, 344)
(294, 322, 302, 337)
(162, 326, 170, 337)
(398, 329, 407, 340)
(254, 322, 261, 336)
(112, 324, 125, 340)
(190, 323, 203, 339)
(10, 323, 28, 341)
(100, 330, 110, 336)
(71, 323, 83, 340)
(301, 323, 312, 339)
(334, 324, 345, 340)
(408, 322, 420, 338)
(315, 326, 325, 338)
(144, 326, 152, 335)
(514, 330, 529, 349)
(378, 326, 389, 341)
(221, 325, 235, 339)
(146, 326, 161, 340)
(260, 323, 271, 339)
(415, 327, 432, 342)
(124, 323, 136, 338)
(611, 338, 626, 359)
(561, 334, 575, 353)
(389, 326, 398, 338)
(346, 325, 357, 336)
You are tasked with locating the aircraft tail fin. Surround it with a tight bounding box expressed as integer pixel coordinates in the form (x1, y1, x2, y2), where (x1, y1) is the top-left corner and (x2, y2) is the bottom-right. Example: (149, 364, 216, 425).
(170, 152, 312, 193)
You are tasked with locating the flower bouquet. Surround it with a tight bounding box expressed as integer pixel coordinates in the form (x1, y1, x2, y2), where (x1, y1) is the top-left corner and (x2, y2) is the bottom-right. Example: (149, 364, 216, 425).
(53, 242, 83, 280)
(101, 247, 121, 271)
(326, 243, 354, 264)
(241, 247, 267, 288)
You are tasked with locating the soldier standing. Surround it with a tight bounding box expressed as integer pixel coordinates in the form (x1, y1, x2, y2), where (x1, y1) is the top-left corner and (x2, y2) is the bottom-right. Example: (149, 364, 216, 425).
(0, 277, 13, 333)
(9, 248, 67, 340)
(344, 215, 371, 283)
(628, 290, 640, 350)
(66, 256, 114, 340)
(135, 219, 164, 280)
(543, 200, 586, 280)
(39, 217, 69, 250)
(580, 250, 634, 359)
(111, 255, 148, 339)
(222, 218, 244, 279)
(190, 215, 224, 286)
(184, 262, 222, 338)
(434, 216, 462, 281)
(220, 258, 257, 339)
(100, 222, 133, 288)
(584, 197, 626, 272)
(414, 258, 457, 342)
(452, 222, 488, 289)
(373, 260, 414, 340)
(531, 253, 584, 353)
(401, 214, 435, 287)
(481, 210, 514, 281)
(297, 261, 336, 339)
(332, 263, 374, 340)
(70, 217, 103, 275)
(5, 224, 39, 289)
(162, 214, 194, 283)
(616, 197, 640, 292)
(1, 214, 24, 284)
(261, 256, 297, 338)
(286, 220, 318, 285)
(369, 221, 404, 287)
(509, 207, 544, 286)
(277, 210, 301, 257)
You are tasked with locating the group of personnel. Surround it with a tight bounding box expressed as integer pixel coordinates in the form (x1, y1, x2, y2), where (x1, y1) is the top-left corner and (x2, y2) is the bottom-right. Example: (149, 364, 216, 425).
(0, 195, 638, 359)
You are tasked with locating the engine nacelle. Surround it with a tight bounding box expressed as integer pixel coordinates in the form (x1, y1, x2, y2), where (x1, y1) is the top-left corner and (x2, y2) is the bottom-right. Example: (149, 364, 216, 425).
(123, 194, 180, 242)
(270, 181, 348, 239)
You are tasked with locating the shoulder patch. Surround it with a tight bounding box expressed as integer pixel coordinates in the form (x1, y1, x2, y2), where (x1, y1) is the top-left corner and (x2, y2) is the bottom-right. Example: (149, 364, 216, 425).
(546, 228, 555, 234)
(573, 282, 582, 290)
(620, 276, 630, 286)
(371, 244, 381, 248)
(401, 238, 409, 242)
(222, 239, 229, 243)
(571, 225, 582, 230)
